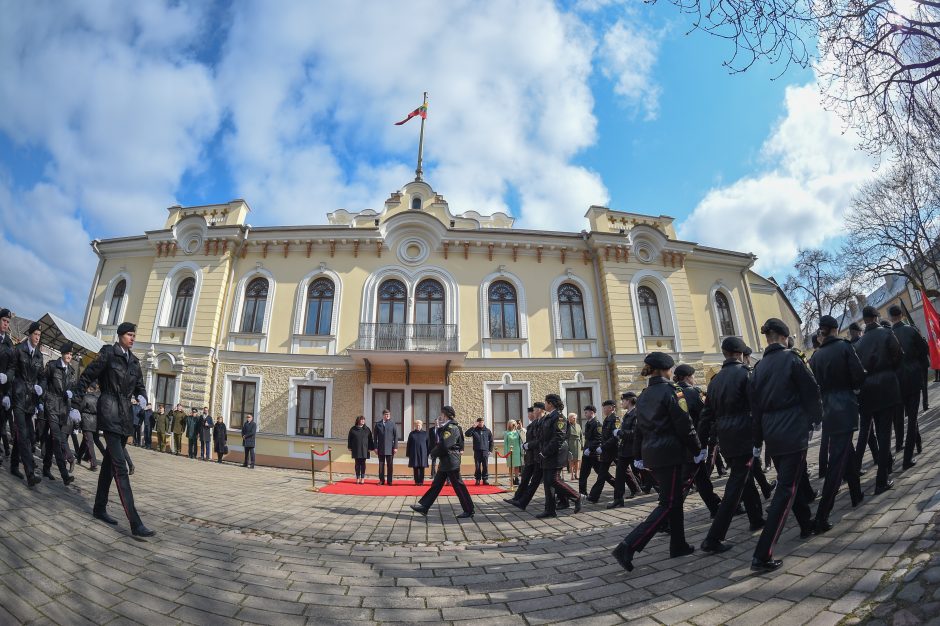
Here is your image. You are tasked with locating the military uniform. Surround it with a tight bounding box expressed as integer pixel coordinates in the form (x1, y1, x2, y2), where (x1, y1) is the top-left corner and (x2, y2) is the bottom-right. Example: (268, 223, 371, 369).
(0, 326, 14, 461)
(676, 378, 721, 516)
(610, 405, 641, 506)
(10, 336, 46, 484)
(414, 415, 474, 517)
(578, 412, 604, 495)
(587, 410, 619, 501)
(891, 319, 928, 466)
(538, 407, 581, 517)
(512, 412, 545, 510)
(170, 408, 186, 454)
(41, 357, 74, 482)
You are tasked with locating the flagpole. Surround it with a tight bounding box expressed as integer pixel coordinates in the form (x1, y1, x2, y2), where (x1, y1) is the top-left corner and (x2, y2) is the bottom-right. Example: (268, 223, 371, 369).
(415, 92, 427, 181)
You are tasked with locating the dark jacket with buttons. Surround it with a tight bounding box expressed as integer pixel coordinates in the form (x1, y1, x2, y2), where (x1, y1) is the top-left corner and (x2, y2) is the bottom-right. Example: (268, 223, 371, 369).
(73, 344, 146, 437)
(617, 408, 637, 459)
(633, 376, 701, 468)
(241, 419, 257, 447)
(12, 340, 46, 417)
(0, 333, 14, 403)
(854, 323, 903, 412)
(749, 343, 823, 456)
(808, 336, 866, 435)
(599, 411, 621, 462)
(892, 321, 929, 397)
(698, 359, 753, 458)
(540, 409, 570, 470)
(582, 415, 603, 451)
(44, 359, 74, 421)
(676, 381, 705, 429)
(464, 425, 494, 454)
(429, 419, 464, 472)
(523, 417, 542, 466)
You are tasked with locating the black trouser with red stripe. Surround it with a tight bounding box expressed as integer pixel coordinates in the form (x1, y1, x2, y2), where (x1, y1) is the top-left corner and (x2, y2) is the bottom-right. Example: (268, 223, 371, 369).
(705, 455, 763, 544)
(588, 457, 616, 500)
(43, 416, 70, 480)
(418, 468, 474, 514)
(515, 465, 543, 508)
(754, 451, 813, 561)
(622, 464, 688, 555)
(94, 431, 143, 529)
(612, 456, 641, 501)
(9, 406, 36, 476)
(900, 391, 921, 465)
(543, 467, 579, 515)
(816, 432, 861, 525)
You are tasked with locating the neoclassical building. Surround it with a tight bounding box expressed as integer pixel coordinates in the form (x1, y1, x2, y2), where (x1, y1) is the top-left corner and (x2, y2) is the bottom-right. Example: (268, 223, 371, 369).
(81, 179, 799, 469)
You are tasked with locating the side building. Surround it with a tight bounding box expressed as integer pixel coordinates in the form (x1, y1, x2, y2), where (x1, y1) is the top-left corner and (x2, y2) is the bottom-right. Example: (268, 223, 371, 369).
(81, 179, 799, 469)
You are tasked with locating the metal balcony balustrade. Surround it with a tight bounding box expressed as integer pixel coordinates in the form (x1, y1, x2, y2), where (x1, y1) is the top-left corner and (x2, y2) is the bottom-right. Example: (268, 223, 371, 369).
(354, 323, 458, 352)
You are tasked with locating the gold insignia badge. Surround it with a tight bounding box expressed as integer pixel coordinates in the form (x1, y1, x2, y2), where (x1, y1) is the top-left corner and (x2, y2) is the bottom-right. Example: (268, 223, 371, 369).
(557, 417, 565, 430)
(678, 397, 689, 412)
(443, 431, 452, 439)
(615, 418, 621, 428)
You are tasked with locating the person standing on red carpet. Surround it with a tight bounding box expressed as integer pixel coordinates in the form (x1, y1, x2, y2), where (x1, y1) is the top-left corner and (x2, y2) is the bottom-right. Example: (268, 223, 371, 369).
(411, 406, 474, 519)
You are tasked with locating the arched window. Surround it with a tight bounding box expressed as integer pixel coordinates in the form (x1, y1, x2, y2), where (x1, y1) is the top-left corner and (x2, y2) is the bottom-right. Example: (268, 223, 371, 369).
(415, 279, 445, 325)
(558, 283, 587, 339)
(378, 279, 407, 324)
(488, 280, 519, 338)
(240, 277, 269, 333)
(304, 278, 335, 335)
(169, 277, 196, 328)
(107, 280, 126, 326)
(715, 291, 735, 336)
(411, 196, 422, 210)
(637, 285, 663, 336)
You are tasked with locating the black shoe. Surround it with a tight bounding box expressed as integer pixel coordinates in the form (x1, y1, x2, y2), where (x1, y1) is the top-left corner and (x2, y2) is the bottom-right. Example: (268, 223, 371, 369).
(42, 471, 56, 481)
(511, 500, 525, 510)
(701, 540, 732, 554)
(670, 544, 695, 558)
(734, 504, 746, 516)
(475, 480, 480, 486)
(800, 526, 815, 539)
(606, 499, 625, 509)
(751, 557, 783, 572)
(535, 511, 557, 519)
(557, 500, 570, 510)
(640, 486, 652, 495)
(763, 480, 777, 500)
(93, 510, 119, 525)
(482, 480, 489, 485)
(10, 468, 24, 479)
(410, 504, 429, 516)
(851, 490, 864, 508)
(63, 475, 74, 486)
(612, 542, 635, 572)
(749, 519, 766, 531)
(574, 495, 583, 514)
(131, 525, 155, 537)
(456, 511, 474, 519)
(903, 460, 916, 470)
(874, 480, 894, 495)
(505, 497, 519, 504)
(815, 519, 833, 534)
(128, 464, 135, 476)
(26, 474, 41, 488)
(587, 497, 599, 504)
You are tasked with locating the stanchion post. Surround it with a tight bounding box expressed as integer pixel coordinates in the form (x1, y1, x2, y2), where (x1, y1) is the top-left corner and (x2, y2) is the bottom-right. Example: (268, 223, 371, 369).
(308, 446, 318, 492)
(508, 445, 516, 492)
(493, 451, 498, 487)
(327, 448, 333, 485)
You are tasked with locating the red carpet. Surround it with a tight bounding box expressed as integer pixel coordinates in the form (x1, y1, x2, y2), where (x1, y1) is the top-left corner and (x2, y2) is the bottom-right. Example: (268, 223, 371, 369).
(318, 478, 507, 496)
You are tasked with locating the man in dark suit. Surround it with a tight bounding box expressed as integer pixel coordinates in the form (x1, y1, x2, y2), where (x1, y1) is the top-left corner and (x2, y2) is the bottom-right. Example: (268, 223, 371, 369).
(0, 308, 14, 464)
(10, 321, 46, 487)
(428, 417, 441, 476)
(888, 305, 929, 468)
(72, 322, 154, 536)
(465, 417, 493, 485)
(373, 409, 398, 485)
(241, 414, 257, 468)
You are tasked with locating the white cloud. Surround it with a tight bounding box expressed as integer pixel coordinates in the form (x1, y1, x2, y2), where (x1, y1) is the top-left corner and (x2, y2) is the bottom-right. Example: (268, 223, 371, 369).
(678, 82, 877, 274)
(598, 19, 662, 119)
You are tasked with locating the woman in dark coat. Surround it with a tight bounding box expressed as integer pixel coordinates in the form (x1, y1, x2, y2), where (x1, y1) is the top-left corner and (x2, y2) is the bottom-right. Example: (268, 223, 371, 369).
(347, 415, 373, 484)
(212, 416, 227, 463)
(406, 420, 430, 485)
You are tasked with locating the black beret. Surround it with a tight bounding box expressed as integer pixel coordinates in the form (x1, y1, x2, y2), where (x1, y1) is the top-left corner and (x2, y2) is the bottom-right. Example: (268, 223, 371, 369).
(760, 318, 790, 337)
(526, 406, 534, 412)
(60, 341, 74, 355)
(441, 405, 456, 418)
(743, 346, 753, 356)
(848, 322, 862, 332)
(862, 306, 879, 319)
(674, 363, 695, 378)
(819, 315, 840, 329)
(116, 322, 136, 336)
(644, 351, 675, 370)
(27, 321, 41, 335)
(0, 308, 10, 319)
(888, 304, 903, 317)
(584, 404, 597, 412)
(880, 320, 891, 328)
(621, 391, 637, 400)
(533, 402, 546, 410)
(721, 336, 747, 353)
(603, 399, 618, 406)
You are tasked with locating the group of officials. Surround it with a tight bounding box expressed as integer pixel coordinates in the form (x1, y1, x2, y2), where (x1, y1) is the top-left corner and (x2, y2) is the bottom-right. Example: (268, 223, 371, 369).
(0, 309, 155, 538)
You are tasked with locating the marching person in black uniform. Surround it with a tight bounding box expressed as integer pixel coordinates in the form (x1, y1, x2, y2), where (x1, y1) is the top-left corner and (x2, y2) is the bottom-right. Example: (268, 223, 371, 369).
(887, 305, 928, 468)
(0, 308, 13, 464)
(508, 406, 536, 504)
(537, 394, 582, 518)
(587, 400, 619, 503)
(578, 404, 604, 497)
(72, 322, 154, 536)
(612, 352, 704, 572)
(510, 402, 546, 510)
(809, 315, 866, 533)
(853, 306, 902, 493)
(608, 394, 641, 508)
(411, 405, 474, 519)
(10, 321, 45, 487)
(674, 364, 721, 518)
(41, 341, 76, 486)
(699, 336, 766, 554)
(749, 318, 822, 572)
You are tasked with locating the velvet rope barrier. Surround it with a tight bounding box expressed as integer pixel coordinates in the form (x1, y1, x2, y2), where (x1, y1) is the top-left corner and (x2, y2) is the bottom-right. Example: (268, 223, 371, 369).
(308, 447, 333, 492)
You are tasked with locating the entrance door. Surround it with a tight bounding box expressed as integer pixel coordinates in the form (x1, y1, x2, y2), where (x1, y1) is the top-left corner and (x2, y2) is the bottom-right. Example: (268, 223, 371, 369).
(372, 389, 405, 439)
(412, 390, 444, 431)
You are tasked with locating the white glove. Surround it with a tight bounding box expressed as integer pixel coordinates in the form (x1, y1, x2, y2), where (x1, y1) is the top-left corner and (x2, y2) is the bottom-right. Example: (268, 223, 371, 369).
(0, 373, 6, 384)
(37, 403, 43, 413)
(753, 447, 761, 458)
(595, 447, 602, 455)
(34, 385, 43, 396)
(613, 429, 621, 437)
(66, 390, 73, 400)
(137, 395, 147, 408)
(522, 442, 529, 451)
(633, 459, 644, 470)
(69, 409, 81, 424)
(694, 448, 708, 464)
(1, 396, 9, 410)
(582, 448, 590, 456)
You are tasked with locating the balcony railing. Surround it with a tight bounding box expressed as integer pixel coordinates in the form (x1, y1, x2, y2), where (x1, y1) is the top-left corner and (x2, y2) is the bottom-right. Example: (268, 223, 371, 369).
(354, 323, 458, 352)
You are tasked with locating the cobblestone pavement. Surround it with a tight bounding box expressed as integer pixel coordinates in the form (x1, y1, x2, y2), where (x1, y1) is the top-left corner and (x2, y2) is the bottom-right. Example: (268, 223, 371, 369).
(2, 391, 940, 625)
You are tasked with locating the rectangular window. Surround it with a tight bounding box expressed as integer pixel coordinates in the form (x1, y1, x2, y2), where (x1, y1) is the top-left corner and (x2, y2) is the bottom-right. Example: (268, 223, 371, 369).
(296, 385, 326, 437)
(412, 390, 444, 431)
(491, 389, 522, 440)
(565, 387, 593, 418)
(372, 389, 404, 439)
(230, 381, 256, 429)
(154, 374, 175, 410)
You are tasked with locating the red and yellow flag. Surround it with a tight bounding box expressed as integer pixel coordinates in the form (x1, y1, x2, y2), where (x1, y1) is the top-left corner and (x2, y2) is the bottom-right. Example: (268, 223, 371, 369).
(394, 102, 428, 125)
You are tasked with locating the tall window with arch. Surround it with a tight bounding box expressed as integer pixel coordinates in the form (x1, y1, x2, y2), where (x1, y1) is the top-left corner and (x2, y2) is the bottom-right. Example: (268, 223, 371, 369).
(169, 277, 196, 328)
(378, 279, 407, 324)
(637, 285, 664, 336)
(107, 279, 126, 326)
(304, 277, 335, 335)
(558, 283, 587, 339)
(415, 279, 445, 325)
(240, 277, 269, 333)
(715, 291, 735, 336)
(488, 280, 519, 339)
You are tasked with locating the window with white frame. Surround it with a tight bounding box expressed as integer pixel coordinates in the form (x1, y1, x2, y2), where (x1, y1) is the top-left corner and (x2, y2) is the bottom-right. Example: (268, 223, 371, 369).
(558, 283, 588, 339)
(229, 380, 256, 429)
(169, 277, 196, 328)
(637, 285, 664, 336)
(296, 385, 326, 437)
(107, 280, 126, 326)
(304, 278, 335, 335)
(488, 280, 519, 338)
(491, 389, 523, 440)
(715, 290, 736, 336)
(240, 277, 269, 333)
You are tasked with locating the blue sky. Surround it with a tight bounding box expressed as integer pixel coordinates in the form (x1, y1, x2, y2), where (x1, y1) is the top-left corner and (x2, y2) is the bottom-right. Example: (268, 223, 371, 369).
(0, 0, 877, 324)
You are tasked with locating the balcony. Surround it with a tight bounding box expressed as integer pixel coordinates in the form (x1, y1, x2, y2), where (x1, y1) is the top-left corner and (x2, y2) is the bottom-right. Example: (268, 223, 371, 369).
(348, 323, 465, 368)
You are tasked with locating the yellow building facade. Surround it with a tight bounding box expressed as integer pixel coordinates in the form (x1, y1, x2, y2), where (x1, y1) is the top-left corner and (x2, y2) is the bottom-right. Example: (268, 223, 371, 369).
(81, 180, 799, 469)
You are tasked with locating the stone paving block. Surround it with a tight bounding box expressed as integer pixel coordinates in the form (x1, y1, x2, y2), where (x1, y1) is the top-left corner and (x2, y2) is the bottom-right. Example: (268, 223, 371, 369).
(727, 598, 794, 625)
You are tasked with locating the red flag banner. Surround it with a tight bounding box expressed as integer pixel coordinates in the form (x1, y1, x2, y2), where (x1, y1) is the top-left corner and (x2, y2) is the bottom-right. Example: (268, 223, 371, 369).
(394, 103, 427, 125)
(922, 290, 940, 369)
